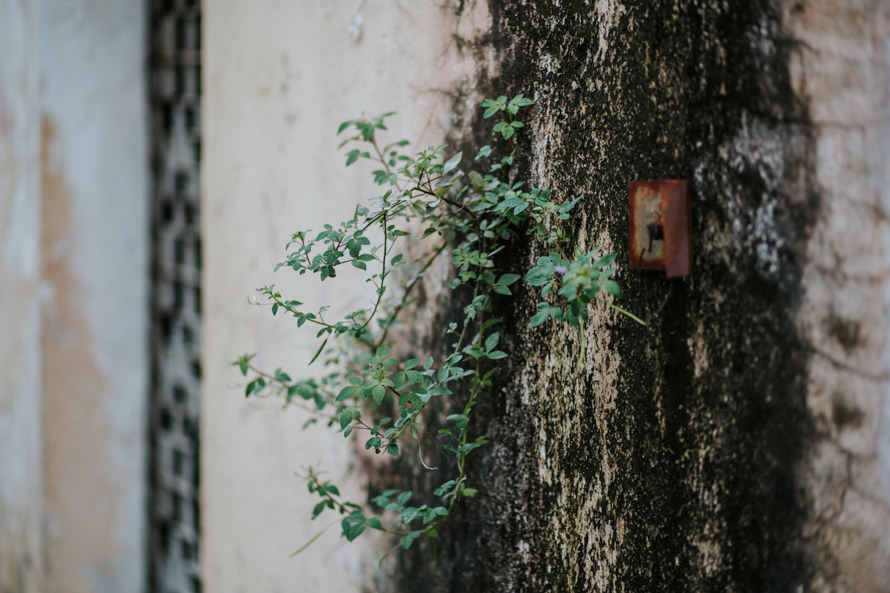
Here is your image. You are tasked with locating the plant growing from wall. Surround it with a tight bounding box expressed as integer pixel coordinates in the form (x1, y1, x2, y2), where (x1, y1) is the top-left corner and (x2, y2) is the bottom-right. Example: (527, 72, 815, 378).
(234, 94, 643, 560)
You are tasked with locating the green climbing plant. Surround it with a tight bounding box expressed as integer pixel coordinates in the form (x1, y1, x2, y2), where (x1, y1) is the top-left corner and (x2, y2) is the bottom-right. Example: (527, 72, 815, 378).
(233, 93, 643, 561)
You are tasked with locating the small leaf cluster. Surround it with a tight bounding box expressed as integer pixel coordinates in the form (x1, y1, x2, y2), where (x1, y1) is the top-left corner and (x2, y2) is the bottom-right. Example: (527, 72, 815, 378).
(234, 93, 637, 560)
(526, 250, 621, 328)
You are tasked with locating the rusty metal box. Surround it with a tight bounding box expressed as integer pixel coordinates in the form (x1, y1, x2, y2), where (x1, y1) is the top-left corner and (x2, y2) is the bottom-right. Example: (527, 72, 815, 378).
(628, 180, 692, 278)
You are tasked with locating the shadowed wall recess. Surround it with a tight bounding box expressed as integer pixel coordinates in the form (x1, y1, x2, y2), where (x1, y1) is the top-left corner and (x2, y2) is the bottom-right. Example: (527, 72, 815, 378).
(148, 1, 203, 592)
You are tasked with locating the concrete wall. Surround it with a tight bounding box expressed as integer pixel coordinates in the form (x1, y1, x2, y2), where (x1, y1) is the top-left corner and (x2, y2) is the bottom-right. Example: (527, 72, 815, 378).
(0, 1, 44, 590)
(789, 2, 890, 589)
(4, 1, 884, 590)
(387, 2, 890, 592)
(201, 1, 488, 590)
(0, 1, 148, 592)
(204, 1, 890, 591)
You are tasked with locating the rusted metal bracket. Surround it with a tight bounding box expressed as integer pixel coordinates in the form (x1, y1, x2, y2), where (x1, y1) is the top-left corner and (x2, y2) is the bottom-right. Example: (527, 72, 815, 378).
(628, 180, 692, 278)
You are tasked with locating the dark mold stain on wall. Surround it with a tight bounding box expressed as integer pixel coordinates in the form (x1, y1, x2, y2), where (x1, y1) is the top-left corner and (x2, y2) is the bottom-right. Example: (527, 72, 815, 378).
(381, 2, 822, 591)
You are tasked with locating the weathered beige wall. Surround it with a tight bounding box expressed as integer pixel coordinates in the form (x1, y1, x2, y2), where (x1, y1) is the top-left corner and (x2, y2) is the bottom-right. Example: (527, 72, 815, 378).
(789, 2, 890, 589)
(0, 1, 149, 592)
(37, 3, 149, 592)
(0, 1, 43, 591)
(201, 1, 489, 590)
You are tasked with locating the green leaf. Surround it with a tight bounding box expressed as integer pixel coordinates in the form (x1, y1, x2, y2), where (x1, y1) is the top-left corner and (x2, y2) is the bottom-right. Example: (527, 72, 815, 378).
(482, 103, 500, 118)
(245, 377, 266, 398)
(443, 152, 462, 174)
(233, 354, 255, 376)
(604, 280, 621, 296)
(336, 385, 359, 402)
(498, 273, 521, 286)
(485, 332, 500, 352)
(474, 145, 492, 161)
(342, 512, 367, 541)
(594, 253, 617, 267)
(513, 94, 535, 107)
(309, 338, 328, 366)
(446, 413, 468, 428)
(529, 309, 549, 328)
(371, 385, 386, 406)
(525, 266, 552, 286)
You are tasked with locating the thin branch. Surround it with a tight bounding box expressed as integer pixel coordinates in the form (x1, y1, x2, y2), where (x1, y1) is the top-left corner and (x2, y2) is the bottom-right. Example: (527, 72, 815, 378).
(374, 241, 449, 349)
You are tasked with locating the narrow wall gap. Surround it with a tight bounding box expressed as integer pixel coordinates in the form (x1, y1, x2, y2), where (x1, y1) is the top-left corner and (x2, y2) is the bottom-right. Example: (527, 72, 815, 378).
(148, 0, 202, 591)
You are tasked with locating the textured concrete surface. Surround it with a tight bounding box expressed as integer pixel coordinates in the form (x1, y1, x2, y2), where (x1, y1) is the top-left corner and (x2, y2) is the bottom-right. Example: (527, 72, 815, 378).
(208, 1, 890, 591)
(0, 1, 44, 591)
(376, 1, 890, 592)
(789, 2, 890, 590)
(0, 1, 148, 592)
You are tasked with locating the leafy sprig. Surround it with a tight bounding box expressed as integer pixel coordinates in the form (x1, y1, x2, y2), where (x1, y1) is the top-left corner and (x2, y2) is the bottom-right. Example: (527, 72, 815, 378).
(234, 93, 640, 559)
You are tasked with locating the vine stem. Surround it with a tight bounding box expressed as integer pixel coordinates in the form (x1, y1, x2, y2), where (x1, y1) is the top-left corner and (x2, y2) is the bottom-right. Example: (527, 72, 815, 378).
(378, 272, 481, 450)
(290, 520, 338, 557)
(246, 363, 376, 429)
(262, 292, 338, 332)
(609, 303, 647, 326)
(374, 241, 448, 349)
(413, 184, 480, 222)
(370, 135, 405, 194)
(353, 209, 388, 336)
(578, 322, 587, 369)
(246, 100, 648, 563)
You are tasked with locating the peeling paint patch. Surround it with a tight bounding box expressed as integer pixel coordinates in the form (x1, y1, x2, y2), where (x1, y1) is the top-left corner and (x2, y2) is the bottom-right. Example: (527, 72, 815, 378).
(40, 115, 126, 593)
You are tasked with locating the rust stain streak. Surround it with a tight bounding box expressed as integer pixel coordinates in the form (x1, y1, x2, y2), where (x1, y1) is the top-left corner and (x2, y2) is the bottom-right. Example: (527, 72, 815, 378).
(40, 115, 119, 593)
